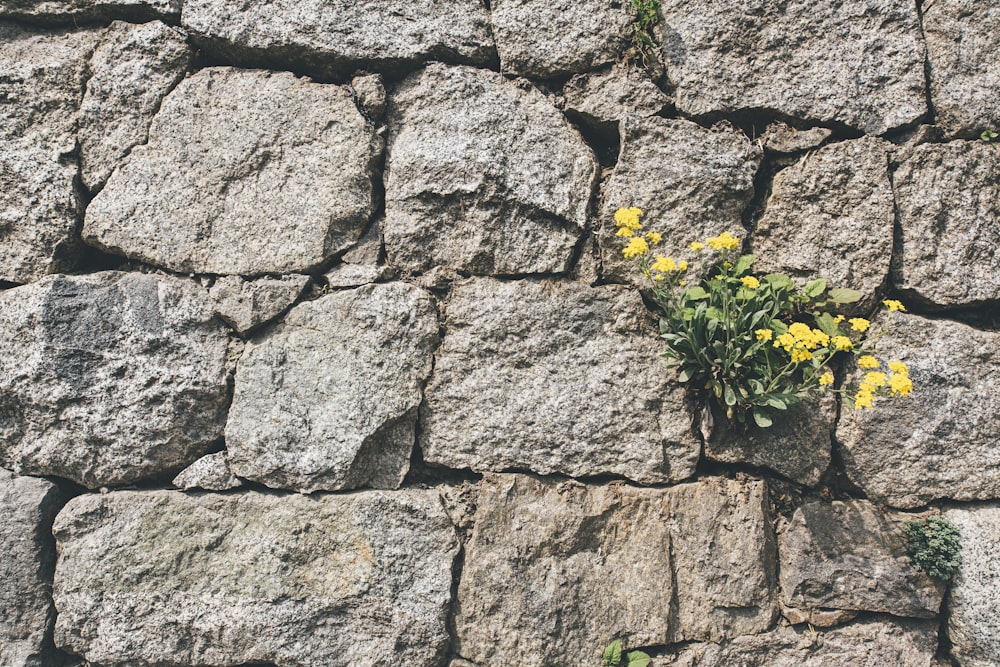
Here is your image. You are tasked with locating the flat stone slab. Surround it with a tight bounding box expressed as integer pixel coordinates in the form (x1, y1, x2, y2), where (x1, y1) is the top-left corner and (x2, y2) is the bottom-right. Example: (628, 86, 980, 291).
(0, 272, 230, 488)
(892, 141, 1000, 308)
(171, 452, 243, 491)
(84, 67, 381, 276)
(226, 282, 438, 493)
(455, 474, 776, 665)
(944, 505, 1000, 667)
(0, 0, 178, 24)
(385, 64, 597, 276)
(658, 0, 927, 135)
(181, 0, 495, 79)
(52, 489, 458, 667)
(837, 313, 1000, 508)
(421, 278, 700, 484)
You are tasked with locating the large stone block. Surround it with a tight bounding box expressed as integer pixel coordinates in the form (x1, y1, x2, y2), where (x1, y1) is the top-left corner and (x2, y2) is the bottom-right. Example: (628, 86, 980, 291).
(944, 505, 1000, 667)
(84, 67, 381, 275)
(892, 141, 1000, 308)
(837, 313, 1000, 508)
(226, 282, 438, 493)
(455, 474, 775, 666)
(563, 64, 672, 131)
(207, 274, 310, 335)
(421, 278, 700, 484)
(385, 64, 597, 276)
(0, 272, 230, 487)
(658, 0, 927, 135)
(52, 489, 458, 667)
(0, 0, 179, 25)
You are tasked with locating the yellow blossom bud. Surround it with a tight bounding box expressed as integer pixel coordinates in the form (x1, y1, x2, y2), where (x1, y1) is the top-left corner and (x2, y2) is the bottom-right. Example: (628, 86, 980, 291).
(819, 371, 835, 386)
(741, 276, 760, 289)
(690, 241, 705, 252)
(646, 231, 662, 244)
(755, 329, 773, 341)
(615, 227, 634, 237)
(651, 255, 677, 272)
(882, 299, 906, 312)
(849, 317, 871, 333)
(864, 371, 887, 388)
(857, 355, 879, 369)
(889, 373, 913, 397)
(830, 335, 853, 352)
(622, 236, 649, 259)
(888, 361, 909, 376)
(679, 260, 688, 271)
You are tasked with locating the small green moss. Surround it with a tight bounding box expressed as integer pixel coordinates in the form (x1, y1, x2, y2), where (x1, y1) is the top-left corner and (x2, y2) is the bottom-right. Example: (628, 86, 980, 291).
(904, 516, 961, 582)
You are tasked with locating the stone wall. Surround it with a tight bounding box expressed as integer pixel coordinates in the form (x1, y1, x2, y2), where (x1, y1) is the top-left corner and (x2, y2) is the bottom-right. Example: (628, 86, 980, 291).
(1, 1, 999, 665)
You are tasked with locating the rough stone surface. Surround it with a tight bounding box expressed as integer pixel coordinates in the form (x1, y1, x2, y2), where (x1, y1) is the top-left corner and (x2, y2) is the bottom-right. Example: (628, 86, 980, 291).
(562, 64, 672, 130)
(658, 0, 927, 135)
(944, 505, 1000, 667)
(706, 395, 835, 487)
(421, 278, 699, 484)
(923, 0, 1000, 139)
(171, 452, 243, 491)
(892, 141, 1000, 308)
(350, 72, 386, 121)
(208, 275, 309, 335)
(753, 137, 894, 311)
(491, 0, 633, 78)
(181, 0, 495, 79)
(0, 469, 65, 667)
(0, 0, 178, 24)
(226, 283, 438, 493)
(780, 501, 943, 619)
(385, 64, 597, 275)
(78, 20, 190, 191)
(84, 67, 381, 276)
(761, 122, 833, 154)
(0, 272, 230, 488)
(455, 474, 775, 666)
(837, 313, 1000, 508)
(52, 489, 458, 667)
(663, 618, 939, 666)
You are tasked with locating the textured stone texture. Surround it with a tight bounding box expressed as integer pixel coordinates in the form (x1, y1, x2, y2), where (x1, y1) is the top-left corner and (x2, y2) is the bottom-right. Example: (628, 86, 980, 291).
(837, 313, 1000, 508)
(0, 24, 95, 284)
(350, 72, 386, 121)
(181, 0, 495, 79)
(0, 0, 178, 24)
(944, 505, 1000, 667)
(226, 283, 438, 493)
(923, 0, 1000, 139)
(706, 395, 835, 487)
(78, 20, 190, 191)
(171, 452, 243, 491)
(84, 67, 381, 276)
(491, 0, 633, 78)
(780, 501, 943, 619)
(385, 64, 597, 275)
(600, 116, 760, 280)
(421, 278, 699, 484)
(0, 272, 230, 488)
(663, 618, 939, 666)
(753, 137, 894, 311)
(892, 141, 1000, 308)
(208, 275, 309, 335)
(658, 0, 927, 135)
(0, 469, 64, 667)
(562, 64, 672, 130)
(52, 489, 458, 667)
(456, 474, 775, 666)
(761, 122, 832, 154)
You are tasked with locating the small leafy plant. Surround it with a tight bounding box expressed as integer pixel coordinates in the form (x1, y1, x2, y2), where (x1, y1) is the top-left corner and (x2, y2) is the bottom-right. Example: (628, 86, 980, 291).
(904, 516, 961, 582)
(627, 0, 660, 64)
(603, 639, 651, 667)
(614, 207, 914, 428)
(981, 129, 998, 143)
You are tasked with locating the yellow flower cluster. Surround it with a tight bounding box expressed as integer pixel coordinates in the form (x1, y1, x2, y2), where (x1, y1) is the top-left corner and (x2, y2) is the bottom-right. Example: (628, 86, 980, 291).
(651, 256, 688, 273)
(614, 207, 643, 234)
(623, 236, 649, 258)
(615, 207, 666, 257)
(707, 231, 740, 251)
(772, 322, 830, 362)
(883, 299, 906, 312)
(853, 358, 912, 408)
(741, 276, 760, 289)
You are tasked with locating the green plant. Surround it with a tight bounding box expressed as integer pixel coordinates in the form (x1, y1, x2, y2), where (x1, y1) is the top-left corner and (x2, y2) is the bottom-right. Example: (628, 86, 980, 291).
(981, 129, 998, 143)
(627, 0, 660, 64)
(904, 516, 962, 581)
(614, 207, 914, 428)
(603, 639, 651, 667)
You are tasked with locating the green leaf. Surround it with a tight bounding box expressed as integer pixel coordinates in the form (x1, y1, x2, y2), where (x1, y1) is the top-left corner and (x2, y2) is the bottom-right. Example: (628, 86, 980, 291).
(603, 640, 622, 666)
(626, 651, 652, 667)
(764, 273, 794, 290)
(733, 253, 756, 276)
(752, 408, 773, 428)
(803, 278, 827, 298)
(677, 368, 693, 383)
(813, 312, 840, 337)
(770, 320, 788, 335)
(766, 395, 788, 410)
(724, 383, 737, 406)
(683, 287, 710, 301)
(827, 288, 863, 304)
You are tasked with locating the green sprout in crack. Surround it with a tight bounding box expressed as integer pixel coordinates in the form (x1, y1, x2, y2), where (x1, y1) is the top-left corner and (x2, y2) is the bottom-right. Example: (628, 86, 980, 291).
(627, 0, 660, 65)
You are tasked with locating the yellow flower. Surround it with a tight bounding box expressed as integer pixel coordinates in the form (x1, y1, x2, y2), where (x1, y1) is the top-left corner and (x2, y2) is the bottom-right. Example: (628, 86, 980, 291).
(774, 333, 796, 350)
(831, 335, 853, 352)
(755, 329, 773, 341)
(787, 322, 812, 341)
(833, 315, 845, 323)
(679, 280, 687, 286)
(857, 355, 879, 369)
(651, 255, 677, 272)
(616, 227, 634, 237)
(811, 329, 830, 348)
(690, 241, 705, 252)
(646, 231, 662, 244)
(614, 206, 643, 230)
(854, 386, 875, 409)
(888, 361, 909, 376)
(791, 348, 813, 363)
(882, 299, 906, 312)
(849, 317, 870, 333)
(679, 260, 688, 271)
(707, 231, 740, 251)
(819, 371, 835, 386)
(864, 371, 887, 388)
(741, 276, 760, 289)
(622, 236, 649, 259)
(889, 373, 914, 397)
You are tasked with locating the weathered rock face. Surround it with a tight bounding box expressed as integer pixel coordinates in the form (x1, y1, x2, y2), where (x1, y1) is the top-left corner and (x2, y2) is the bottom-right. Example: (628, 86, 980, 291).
(226, 283, 438, 493)
(779, 501, 943, 620)
(892, 141, 1000, 308)
(181, 0, 495, 79)
(753, 137, 894, 311)
(208, 275, 309, 335)
(944, 505, 1000, 667)
(421, 278, 700, 484)
(455, 474, 775, 666)
(837, 313, 1000, 508)
(77, 20, 190, 192)
(0, 0, 179, 24)
(562, 64, 672, 131)
(599, 116, 760, 280)
(923, 0, 1000, 139)
(0, 272, 230, 488)
(52, 489, 459, 667)
(760, 122, 832, 155)
(663, 618, 939, 667)
(385, 64, 597, 276)
(490, 0, 633, 78)
(0, 469, 65, 667)
(84, 67, 381, 276)
(171, 452, 243, 491)
(658, 0, 927, 135)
